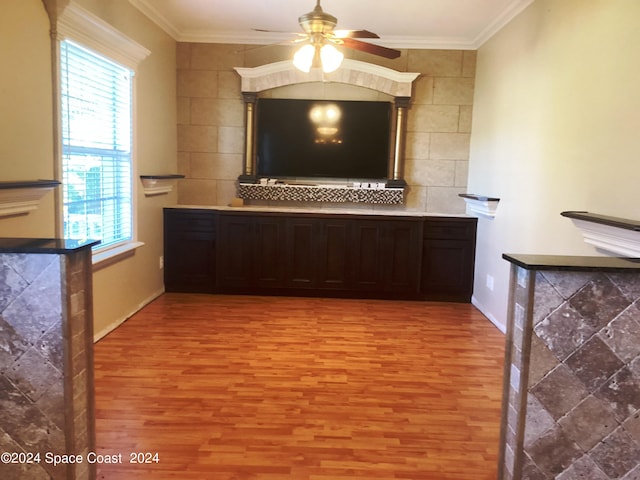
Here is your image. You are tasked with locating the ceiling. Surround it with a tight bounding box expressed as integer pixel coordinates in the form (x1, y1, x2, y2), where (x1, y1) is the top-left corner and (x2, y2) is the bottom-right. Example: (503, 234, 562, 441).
(128, 0, 535, 50)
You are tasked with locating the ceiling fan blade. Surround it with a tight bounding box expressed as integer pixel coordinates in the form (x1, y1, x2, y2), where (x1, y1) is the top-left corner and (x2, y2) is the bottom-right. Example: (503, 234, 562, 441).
(234, 36, 307, 54)
(341, 38, 401, 59)
(253, 28, 307, 37)
(333, 29, 379, 39)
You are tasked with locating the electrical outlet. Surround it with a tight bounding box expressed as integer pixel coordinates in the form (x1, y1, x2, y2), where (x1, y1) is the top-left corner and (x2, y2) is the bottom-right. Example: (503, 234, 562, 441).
(486, 274, 494, 291)
(159, 255, 164, 269)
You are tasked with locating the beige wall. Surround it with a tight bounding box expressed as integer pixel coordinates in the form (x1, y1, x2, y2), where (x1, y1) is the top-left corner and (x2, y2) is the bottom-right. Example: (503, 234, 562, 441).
(71, 0, 177, 339)
(0, 0, 177, 339)
(0, 0, 56, 237)
(9, 0, 637, 336)
(177, 44, 476, 214)
(468, 0, 640, 330)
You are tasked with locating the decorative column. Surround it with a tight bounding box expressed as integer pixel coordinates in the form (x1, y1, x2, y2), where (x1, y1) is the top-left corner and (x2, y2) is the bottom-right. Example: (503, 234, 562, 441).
(41, 0, 71, 20)
(238, 92, 258, 184)
(386, 96, 410, 188)
(0, 238, 99, 480)
(499, 253, 640, 479)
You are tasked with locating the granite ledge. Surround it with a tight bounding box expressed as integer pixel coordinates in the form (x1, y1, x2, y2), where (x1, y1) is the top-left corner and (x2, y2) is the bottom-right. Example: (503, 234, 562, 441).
(561, 211, 640, 231)
(503, 253, 640, 272)
(459, 193, 500, 202)
(0, 238, 100, 254)
(0, 180, 61, 189)
(139, 174, 184, 180)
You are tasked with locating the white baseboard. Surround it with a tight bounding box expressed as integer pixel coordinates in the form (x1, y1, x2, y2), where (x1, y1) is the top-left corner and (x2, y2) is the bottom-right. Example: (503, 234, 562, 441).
(471, 295, 506, 334)
(93, 288, 165, 342)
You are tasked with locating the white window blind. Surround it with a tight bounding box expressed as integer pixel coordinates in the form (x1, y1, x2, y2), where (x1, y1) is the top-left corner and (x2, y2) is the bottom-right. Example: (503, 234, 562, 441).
(60, 39, 133, 251)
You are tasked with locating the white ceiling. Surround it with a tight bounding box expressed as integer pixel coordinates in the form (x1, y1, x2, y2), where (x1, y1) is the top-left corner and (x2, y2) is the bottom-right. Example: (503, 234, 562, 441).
(128, 0, 535, 49)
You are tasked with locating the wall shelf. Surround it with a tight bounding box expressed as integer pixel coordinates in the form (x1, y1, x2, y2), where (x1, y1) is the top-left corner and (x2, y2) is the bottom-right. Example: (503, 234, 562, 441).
(238, 183, 404, 205)
(140, 175, 184, 196)
(0, 180, 60, 217)
(561, 210, 640, 257)
(459, 193, 500, 218)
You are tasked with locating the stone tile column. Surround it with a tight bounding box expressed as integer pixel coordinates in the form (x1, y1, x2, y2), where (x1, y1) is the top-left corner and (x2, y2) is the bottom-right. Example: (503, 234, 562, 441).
(499, 254, 640, 480)
(0, 238, 99, 480)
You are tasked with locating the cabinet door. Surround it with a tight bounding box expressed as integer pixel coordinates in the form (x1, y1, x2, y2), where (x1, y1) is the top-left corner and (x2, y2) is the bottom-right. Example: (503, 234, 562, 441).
(421, 218, 477, 301)
(284, 218, 316, 288)
(350, 221, 386, 290)
(253, 216, 285, 288)
(384, 220, 422, 294)
(421, 239, 475, 298)
(316, 219, 350, 290)
(163, 210, 216, 293)
(216, 214, 254, 288)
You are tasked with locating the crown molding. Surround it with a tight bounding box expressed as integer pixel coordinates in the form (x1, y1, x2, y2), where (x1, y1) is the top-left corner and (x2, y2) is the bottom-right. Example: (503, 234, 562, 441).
(472, 0, 535, 48)
(127, 0, 181, 40)
(128, 0, 534, 50)
(59, 1, 150, 70)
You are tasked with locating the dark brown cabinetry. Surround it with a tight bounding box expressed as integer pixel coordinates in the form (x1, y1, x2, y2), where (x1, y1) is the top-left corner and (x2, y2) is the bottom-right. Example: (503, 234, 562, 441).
(163, 209, 216, 293)
(216, 213, 286, 289)
(214, 214, 254, 288)
(164, 208, 477, 301)
(285, 217, 327, 289)
(315, 218, 350, 290)
(350, 219, 422, 295)
(284, 216, 352, 291)
(421, 218, 477, 301)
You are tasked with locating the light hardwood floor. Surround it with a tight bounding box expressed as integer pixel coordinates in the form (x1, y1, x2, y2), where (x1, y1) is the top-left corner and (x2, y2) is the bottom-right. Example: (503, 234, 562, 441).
(94, 294, 505, 479)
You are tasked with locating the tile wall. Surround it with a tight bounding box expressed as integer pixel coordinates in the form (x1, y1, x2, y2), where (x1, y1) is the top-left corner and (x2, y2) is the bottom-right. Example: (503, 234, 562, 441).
(0, 251, 95, 480)
(176, 44, 475, 214)
(501, 266, 640, 479)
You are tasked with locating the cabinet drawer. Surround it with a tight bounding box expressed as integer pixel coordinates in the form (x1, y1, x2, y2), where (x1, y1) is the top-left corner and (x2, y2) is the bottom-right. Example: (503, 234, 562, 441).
(423, 220, 475, 240)
(165, 211, 216, 232)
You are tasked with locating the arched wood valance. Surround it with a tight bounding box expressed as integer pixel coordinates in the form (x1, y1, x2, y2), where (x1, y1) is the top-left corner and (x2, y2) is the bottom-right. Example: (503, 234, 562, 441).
(234, 59, 419, 97)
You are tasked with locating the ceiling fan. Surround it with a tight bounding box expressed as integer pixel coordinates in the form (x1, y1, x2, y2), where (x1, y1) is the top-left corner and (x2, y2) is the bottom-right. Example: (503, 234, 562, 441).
(256, 0, 401, 73)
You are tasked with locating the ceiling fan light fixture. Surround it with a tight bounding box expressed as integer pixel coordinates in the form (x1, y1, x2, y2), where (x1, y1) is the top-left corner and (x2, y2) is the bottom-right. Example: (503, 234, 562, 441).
(320, 44, 344, 73)
(293, 42, 344, 74)
(261, 1, 401, 74)
(293, 44, 315, 73)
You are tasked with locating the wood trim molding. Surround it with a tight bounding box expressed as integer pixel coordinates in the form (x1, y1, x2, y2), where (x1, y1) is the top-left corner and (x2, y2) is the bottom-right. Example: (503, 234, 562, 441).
(0, 180, 60, 218)
(139, 175, 184, 196)
(57, 0, 150, 70)
(234, 59, 419, 97)
(561, 211, 640, 257)
(459, 194, 500, 219)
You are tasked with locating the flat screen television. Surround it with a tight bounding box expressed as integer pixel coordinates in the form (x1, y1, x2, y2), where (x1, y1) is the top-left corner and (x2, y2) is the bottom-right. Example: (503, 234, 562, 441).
(256, 98, 391, 180)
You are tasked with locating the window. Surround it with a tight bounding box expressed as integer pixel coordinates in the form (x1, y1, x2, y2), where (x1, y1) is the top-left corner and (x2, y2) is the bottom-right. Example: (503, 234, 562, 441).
(56, 1, 149, 260)
(60, 39, 133, 252)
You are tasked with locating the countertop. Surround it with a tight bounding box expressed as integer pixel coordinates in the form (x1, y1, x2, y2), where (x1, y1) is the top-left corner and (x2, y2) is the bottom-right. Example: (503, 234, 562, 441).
(166, 204, 472, 218)
(503, 253, 640, 272)
(0, 238, 100, 254)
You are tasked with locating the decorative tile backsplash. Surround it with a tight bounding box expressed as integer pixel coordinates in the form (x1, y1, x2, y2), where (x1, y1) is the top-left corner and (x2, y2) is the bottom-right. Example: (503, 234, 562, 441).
(501, 265, 640, 479)
(238, 183, 404, 205)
